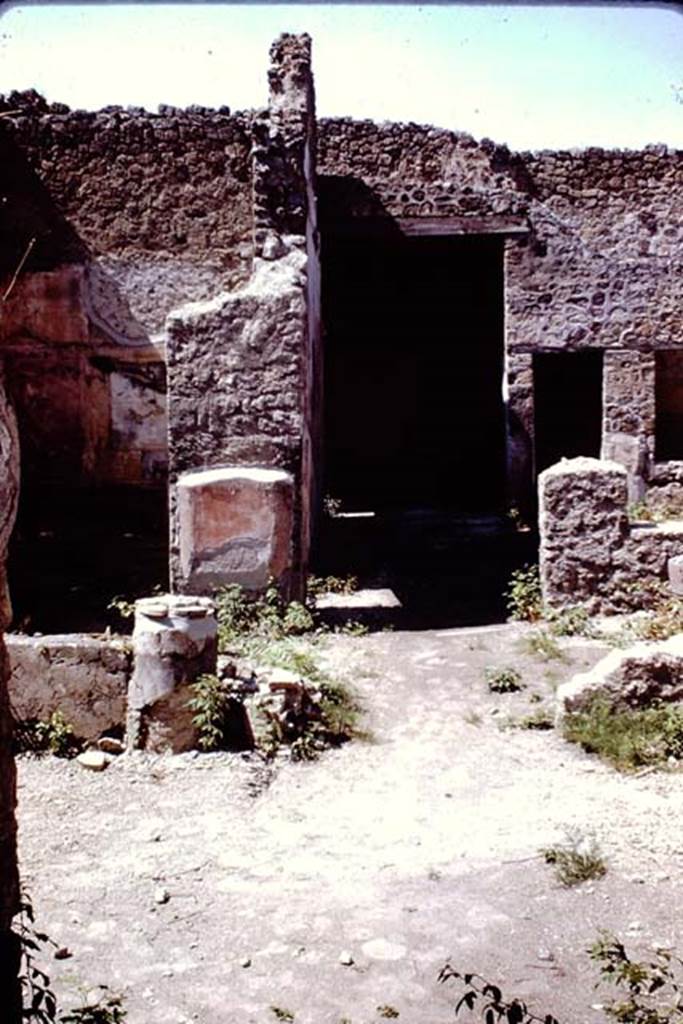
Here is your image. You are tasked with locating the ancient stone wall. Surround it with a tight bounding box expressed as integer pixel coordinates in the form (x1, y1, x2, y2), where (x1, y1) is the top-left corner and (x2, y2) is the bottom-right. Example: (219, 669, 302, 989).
(0, 91, 254, 332)
(317, 119, 529, 227)
(6, 635, 130, 742)
(318, 119, 682, 508)
(167, 34, 319, 596)
(0, 91, 256, 494)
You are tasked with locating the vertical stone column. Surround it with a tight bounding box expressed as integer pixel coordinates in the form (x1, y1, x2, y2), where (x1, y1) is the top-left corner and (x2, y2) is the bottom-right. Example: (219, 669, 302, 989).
(166, 34, 319, 599)
(539, 456, 629, 610)
(601, 350, 655, 502)
(127, 594, 217, 753)
(0, 364, 21, 1017)
(505, 350, 535, 519)
(255, 33, 321, 584)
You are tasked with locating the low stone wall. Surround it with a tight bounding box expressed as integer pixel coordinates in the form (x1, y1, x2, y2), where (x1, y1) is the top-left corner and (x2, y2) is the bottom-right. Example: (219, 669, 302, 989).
(540, 457, 683, 613)
(556, 633, 683, 720)
(6, 634, 131, 741)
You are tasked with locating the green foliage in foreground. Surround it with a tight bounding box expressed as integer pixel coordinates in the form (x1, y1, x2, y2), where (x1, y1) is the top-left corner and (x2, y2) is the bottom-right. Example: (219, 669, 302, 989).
(540, 831, 607, 887)
(12, 711, 81, 759)
(563, 697, 683, 771)
(15, 892, 126, 1022)
(484, 667, 525, 694)
(506, 565, 543, 623)
(441, 932, 683, 1024)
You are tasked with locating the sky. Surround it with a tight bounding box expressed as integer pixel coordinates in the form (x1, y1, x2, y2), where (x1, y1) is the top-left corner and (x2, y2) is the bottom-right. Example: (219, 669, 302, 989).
(0, 1, 680, 151)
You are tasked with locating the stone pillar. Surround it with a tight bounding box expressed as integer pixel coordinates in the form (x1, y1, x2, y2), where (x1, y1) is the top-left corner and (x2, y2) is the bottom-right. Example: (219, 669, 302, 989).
(166, 34, 319, 599)
(0, 364, 21, 1017)
(127, 594, 217, 753)
(601, 350, 655, 502)
(176, 467, 294, 594)
(505, 350, 535, 520)
(539, 456, 629, 610)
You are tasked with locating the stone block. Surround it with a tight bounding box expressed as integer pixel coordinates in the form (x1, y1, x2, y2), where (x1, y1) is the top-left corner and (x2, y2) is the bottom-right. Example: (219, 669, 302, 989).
(127, 594, 217, 753)
(176, 467, 294, 593)
(556, 633, 683, 722)
(539, 457, 629, 609)
(6, 635, 131, 741)
(669, 555, 683, 596)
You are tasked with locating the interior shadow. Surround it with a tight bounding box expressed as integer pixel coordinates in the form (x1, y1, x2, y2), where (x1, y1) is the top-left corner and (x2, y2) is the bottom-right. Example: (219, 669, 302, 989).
(316, 186, 521, 627)
(314, 510, 538, 630)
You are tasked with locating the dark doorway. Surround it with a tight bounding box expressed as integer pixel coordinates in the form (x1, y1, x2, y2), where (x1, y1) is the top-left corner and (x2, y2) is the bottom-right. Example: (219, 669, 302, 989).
(533, 351, 603, 476)
(655, 350, 683, 462)
(322, 231, 506, 512)
(314, 227, 530, 628)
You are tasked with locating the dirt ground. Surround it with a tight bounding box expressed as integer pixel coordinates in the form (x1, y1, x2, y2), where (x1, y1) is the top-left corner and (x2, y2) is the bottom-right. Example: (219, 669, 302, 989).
(16, 623, 683, 1024)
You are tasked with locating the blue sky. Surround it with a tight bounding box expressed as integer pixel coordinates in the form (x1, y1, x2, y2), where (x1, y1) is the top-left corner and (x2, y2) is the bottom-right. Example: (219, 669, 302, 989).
(0, 2, 681, 150)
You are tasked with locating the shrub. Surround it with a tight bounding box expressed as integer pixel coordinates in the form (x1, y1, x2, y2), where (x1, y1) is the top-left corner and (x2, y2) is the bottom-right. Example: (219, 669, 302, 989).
(484, 667, 525, 693)
(563, 696, 683, 771)
(506, 565, 543, 622)
(541, 831, 607, 887)
(187, 674, 236, 752)
(13, 711, 80, 758)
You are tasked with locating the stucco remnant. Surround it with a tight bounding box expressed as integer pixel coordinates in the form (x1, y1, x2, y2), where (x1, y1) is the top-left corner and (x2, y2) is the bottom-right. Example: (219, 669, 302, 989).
(176, 466, 294, 594)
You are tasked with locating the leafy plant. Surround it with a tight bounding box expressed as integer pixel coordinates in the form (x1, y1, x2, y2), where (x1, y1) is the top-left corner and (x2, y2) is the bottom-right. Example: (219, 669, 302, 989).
(590, 931, 683, 1024)
(14, 892, 126, 1022)
(485, 667, 524, 693)
(506, 565, 543, 623)
(628, 500, 655, 523)
(13, 711, 80, 758)
(187, 674, 237, 752)
(563, 696, 683, 771)
(541, 831, 607, 887)
(438, 965, 558, 1024)
(630, 596, 683, 643)
(441, 933, 683, 1024)
(59, 990, 126, 1024)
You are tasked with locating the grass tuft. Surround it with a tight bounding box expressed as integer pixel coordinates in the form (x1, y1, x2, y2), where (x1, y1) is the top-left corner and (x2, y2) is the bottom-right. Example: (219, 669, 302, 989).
(563, 696, 683, 771)
(541, 831, 607, 887)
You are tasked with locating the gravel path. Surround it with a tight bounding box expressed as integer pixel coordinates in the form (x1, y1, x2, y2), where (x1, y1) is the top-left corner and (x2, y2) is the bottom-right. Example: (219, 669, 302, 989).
(16, 625, 683, 1024)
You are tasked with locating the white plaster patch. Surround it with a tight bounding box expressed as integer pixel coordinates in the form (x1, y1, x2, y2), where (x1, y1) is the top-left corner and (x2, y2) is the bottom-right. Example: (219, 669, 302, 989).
(110, 372, 167, 449)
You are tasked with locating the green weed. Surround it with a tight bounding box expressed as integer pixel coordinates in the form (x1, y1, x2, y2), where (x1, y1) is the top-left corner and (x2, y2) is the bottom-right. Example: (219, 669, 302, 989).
(440, 930, 683, 1024)
(13, 711, 80, 758)
(506, 565, 543, 623)
(541, 831, 607, 887)
(484, 667, 524, 693)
